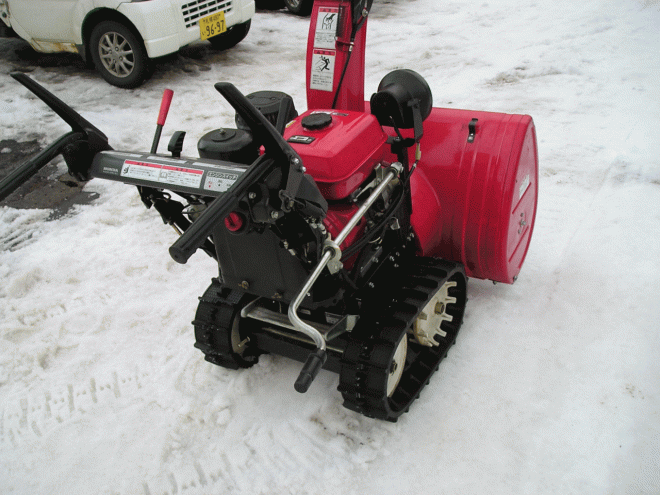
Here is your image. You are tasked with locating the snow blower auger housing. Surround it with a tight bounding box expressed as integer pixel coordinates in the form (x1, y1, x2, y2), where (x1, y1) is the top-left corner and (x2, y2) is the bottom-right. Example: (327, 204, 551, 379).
(0, 0, 538, 421)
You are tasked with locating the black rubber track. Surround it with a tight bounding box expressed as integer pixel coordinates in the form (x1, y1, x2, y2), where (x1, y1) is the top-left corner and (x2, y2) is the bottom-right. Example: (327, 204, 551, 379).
(337, 257, 467, 422)
(193, 279, 260, 369)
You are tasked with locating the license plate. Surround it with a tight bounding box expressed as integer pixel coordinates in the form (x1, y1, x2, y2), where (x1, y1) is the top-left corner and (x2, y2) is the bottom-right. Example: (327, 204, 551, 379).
(199, 11, 227, 41)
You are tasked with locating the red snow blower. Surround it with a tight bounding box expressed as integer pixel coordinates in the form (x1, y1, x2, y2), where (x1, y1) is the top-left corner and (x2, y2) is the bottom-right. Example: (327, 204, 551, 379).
(0, 0, 537, 421)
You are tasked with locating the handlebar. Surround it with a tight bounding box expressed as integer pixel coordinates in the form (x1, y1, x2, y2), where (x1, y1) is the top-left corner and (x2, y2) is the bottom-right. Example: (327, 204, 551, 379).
(0, 73, 112, 202)
(0, 131, 84, 202)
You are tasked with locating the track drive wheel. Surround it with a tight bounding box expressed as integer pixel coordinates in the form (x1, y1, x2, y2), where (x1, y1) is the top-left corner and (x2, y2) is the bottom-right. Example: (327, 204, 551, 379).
(338, 258, 467, 421)
(193, 279, 260, 369)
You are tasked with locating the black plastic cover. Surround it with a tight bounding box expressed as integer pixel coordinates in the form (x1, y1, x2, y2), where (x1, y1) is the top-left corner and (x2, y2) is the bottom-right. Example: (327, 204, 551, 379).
(370, 69, 433, 129)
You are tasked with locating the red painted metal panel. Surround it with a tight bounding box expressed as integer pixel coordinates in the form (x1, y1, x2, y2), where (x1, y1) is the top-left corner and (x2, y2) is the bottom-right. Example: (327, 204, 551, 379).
(284, 110, 388, 200)
(306, 0, 367, 112)
(402, 108, 539, 283)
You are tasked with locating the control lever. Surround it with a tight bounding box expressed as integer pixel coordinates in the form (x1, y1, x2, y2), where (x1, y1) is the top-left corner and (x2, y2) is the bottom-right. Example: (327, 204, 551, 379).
(295, 349, 328, 393)
(151, 89, 174, 154)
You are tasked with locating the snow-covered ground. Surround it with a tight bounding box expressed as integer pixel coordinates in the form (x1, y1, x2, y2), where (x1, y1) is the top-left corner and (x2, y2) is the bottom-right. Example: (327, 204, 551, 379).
(1, 0, 659, 493)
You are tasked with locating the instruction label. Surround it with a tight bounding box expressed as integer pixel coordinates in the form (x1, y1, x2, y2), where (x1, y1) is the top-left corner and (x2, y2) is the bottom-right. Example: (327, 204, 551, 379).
(121, 160, 203, 188)
(204, 170, 240, 193)
(310, 49, 336, 92)
(314, 7, 339, 49)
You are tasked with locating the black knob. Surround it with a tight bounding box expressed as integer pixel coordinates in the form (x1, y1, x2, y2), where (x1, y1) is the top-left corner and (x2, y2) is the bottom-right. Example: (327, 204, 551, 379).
(301, 113, 332, 130)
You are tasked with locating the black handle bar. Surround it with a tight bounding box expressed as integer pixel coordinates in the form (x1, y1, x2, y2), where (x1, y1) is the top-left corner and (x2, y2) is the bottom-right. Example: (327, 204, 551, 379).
(168, 154, 275, 264)
(0, 73, 111, 202)
(0, 131, 84, 202)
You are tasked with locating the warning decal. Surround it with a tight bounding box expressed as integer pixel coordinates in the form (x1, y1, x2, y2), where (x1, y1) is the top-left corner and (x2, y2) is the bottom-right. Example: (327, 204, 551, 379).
(314, 7, 339, 49)
(310, 49, 336, 92)
(121, 160, 203, 188)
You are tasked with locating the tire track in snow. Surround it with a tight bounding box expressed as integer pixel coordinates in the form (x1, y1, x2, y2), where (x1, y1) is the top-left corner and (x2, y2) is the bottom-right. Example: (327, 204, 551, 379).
(0, 368, 147, 448)
(140, 402, 395, 495)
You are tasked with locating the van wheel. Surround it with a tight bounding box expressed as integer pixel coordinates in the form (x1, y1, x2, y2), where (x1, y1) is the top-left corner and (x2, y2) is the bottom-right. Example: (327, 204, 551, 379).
(208, 20, 251, 50)
(284, 0, 314, 16)
(90, 21, 150, 89)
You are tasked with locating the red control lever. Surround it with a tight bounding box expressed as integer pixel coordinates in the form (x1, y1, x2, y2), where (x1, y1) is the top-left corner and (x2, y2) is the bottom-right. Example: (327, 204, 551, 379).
(151, 89, 174, 153)
(157, 89, 174, 126)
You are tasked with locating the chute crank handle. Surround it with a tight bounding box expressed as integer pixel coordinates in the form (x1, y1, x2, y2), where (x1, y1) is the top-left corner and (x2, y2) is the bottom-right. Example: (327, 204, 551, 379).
(294, 349, 327, 393)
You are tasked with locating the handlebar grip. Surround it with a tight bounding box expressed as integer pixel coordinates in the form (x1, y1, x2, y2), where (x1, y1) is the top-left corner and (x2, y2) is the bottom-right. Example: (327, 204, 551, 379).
(169, 194, 234, 264)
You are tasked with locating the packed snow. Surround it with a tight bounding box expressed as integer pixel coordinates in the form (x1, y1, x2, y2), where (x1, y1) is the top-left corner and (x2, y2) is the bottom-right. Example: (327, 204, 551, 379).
(1, 0, 659, 493)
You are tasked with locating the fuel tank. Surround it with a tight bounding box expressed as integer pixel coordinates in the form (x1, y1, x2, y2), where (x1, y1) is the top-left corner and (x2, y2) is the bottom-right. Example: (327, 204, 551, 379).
(285, 110, 388, 200)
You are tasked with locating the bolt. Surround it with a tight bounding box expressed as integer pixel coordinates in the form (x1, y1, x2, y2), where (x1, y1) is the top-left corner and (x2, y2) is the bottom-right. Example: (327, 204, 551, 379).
(248, 192, 257, 200)
(368, 282, 375, 289)
(271, 211, 280, 219)
(299, 166, 306, 173)
(239, 280, 249, 290)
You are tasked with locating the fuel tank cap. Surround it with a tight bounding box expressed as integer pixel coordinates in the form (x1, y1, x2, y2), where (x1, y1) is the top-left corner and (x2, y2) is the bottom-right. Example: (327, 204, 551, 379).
(301, 113, 332, 130)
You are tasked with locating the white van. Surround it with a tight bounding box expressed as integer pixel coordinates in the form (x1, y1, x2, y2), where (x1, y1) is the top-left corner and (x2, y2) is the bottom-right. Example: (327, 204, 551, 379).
(0, 0, 255, 88)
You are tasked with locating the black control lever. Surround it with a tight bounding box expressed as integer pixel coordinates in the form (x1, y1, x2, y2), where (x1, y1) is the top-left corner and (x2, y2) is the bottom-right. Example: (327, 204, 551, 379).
(9, 72, 110, 148)
(274, 95, 295, 135)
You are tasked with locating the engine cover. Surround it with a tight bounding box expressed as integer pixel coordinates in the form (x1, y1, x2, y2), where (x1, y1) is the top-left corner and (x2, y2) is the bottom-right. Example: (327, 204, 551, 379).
(284, 110, 388, 200)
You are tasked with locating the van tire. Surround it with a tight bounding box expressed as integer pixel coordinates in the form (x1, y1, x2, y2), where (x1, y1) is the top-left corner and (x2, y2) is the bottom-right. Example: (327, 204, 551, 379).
(90, 21, 150, 88)
(208, 20, 251, 51)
